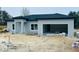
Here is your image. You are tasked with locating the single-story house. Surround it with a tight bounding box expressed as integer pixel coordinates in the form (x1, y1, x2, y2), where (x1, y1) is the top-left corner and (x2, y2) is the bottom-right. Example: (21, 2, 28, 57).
(6, 13, 74, 37)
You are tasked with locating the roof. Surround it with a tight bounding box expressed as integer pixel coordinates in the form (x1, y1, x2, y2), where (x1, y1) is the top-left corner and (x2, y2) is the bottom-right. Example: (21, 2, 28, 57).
(13, 16, 27, 19)
(5, 19, 14, 22)
(7, 13, 74, 22)
(26, 13, 74, 21)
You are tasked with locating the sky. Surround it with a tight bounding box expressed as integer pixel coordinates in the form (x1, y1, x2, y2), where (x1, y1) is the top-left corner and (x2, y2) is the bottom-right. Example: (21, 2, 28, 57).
(1, 7, 79, 17)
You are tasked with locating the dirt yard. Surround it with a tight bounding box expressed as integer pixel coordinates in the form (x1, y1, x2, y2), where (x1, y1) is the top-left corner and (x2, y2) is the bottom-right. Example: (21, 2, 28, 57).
(0, 33, 77, 52)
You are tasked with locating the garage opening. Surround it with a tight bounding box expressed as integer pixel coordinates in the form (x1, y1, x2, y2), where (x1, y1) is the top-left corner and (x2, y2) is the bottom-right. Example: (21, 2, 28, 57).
(43, 24, 68, 36)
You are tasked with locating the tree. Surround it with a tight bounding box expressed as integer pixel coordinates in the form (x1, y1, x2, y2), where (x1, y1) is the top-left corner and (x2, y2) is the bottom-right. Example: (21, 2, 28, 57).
(21, 8, 30, 16)
(68, 11, 77, 16)
(68, 11, 79, 29)
(0, 8, 12, 25)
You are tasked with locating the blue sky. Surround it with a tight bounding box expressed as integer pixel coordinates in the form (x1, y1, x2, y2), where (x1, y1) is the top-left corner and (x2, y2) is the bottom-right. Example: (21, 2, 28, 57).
(2, 7, 79, 17)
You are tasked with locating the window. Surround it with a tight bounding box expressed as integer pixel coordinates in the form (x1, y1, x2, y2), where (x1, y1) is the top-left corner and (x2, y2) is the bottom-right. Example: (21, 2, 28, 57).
(12, 24, 15, 30)
(31, 24, 38, 30)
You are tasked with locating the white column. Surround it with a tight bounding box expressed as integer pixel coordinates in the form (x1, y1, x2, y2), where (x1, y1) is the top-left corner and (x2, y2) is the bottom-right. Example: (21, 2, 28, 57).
(68, 23, 74, 37)
(21, 21, 24, 33)
(38, 23, 43, 36)
(14, 22, 17, 34)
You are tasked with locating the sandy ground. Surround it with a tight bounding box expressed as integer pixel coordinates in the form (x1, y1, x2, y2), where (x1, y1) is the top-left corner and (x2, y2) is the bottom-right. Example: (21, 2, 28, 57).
(0, 33, 78, 52)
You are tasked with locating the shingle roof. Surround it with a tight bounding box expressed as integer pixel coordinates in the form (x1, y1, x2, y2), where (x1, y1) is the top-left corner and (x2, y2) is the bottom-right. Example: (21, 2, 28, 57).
(7, 13, 74, 22)
(13, 16, 26, 19)
(26, 13, 74, 21)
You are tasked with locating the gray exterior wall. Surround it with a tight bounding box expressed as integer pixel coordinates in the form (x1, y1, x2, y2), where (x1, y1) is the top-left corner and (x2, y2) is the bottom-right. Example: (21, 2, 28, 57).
(14, 19, 26, 34)
(38, 19, 74, 37)
(7, 19, 74, 37)
(26, 21, 38, 34)
(7, 22, 14, 33)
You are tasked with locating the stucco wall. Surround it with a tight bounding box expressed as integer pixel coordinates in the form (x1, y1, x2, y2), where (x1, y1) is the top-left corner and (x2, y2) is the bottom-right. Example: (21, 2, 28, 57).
(27, 21, 38, 34)
(7, 22, 14, 33)
(7, 19, 74, 37)
(38, 19, 74, 37)
(14, 19, 26, 34)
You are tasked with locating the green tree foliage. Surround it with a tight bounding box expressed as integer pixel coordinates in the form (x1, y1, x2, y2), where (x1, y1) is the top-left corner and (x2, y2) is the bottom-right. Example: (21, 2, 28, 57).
(68, 11, 79, 29)
(0, 10, 12, 25)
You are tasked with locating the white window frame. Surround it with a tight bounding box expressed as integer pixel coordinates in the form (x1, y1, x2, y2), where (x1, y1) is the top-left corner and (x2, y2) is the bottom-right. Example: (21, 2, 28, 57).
(31, 24, 38, 30)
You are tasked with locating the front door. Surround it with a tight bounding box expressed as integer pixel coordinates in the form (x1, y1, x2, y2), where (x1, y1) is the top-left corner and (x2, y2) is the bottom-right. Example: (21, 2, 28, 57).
(16, 22, 21, 33)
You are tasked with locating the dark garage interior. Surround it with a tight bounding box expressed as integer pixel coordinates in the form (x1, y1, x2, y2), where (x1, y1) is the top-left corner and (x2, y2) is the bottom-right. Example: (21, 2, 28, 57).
(43, 24, 68, 35)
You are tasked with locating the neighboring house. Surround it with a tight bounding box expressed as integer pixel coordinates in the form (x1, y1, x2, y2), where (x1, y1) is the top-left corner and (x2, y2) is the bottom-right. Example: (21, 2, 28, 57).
(6, 13, 74, 37)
